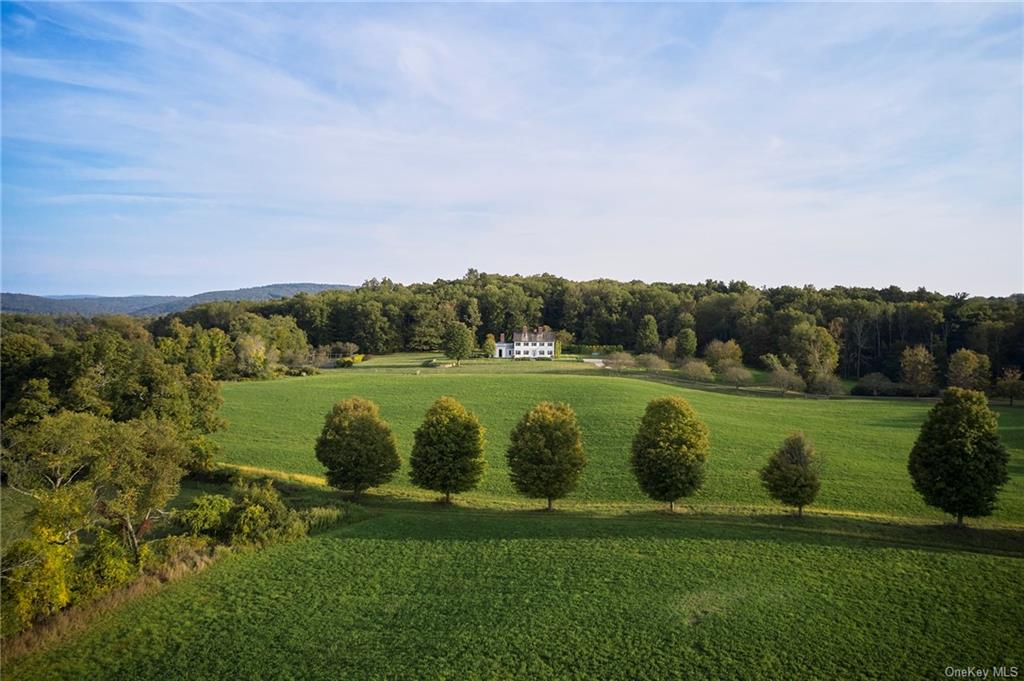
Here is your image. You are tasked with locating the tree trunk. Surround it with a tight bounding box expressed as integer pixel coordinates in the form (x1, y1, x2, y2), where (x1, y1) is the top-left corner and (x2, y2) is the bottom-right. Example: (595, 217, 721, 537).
(669, 500, 675, 512)
(797, 505, 803, 518)
(444, 491, 451, 504)
(547, 497, 553, 511)
(956, 512, 964, 527)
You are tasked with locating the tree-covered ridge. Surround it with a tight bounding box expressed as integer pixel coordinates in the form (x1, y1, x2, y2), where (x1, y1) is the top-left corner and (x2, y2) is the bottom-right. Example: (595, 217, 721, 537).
(155, 271, 1022, 380)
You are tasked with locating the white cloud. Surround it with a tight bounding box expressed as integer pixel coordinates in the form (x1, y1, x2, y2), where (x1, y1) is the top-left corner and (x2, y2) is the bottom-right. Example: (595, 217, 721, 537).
(1, 2, 1020, 295)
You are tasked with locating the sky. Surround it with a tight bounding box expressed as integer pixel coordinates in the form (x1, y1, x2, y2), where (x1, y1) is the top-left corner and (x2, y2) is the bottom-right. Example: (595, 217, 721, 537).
(1, 2, 1022, 297)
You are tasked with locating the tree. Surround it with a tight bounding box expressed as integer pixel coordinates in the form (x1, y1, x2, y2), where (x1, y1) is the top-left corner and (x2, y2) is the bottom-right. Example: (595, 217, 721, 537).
(995, 367, 1024, 406)
(103, 419, 190, 562)
(760, 433, 820, 517)
(704, 339, 742, 368)
(634, 315, 661, 354)
(901, 345, 937, 397)
(947, 349, 991, 392)
(315, 397, 400, 498)
(442, 323, 475, 365)
(630, 397, 710, 511)
(908, 388, 1009, 526)
(675, 329, 697, 359)
(762, 354, 806, 396)
(409, 397, 486, 503)
(481, 333, 497, 358)
(783, 322, 839, 387)
(506, 402, 586, 510)
(660, 337, 678, 362)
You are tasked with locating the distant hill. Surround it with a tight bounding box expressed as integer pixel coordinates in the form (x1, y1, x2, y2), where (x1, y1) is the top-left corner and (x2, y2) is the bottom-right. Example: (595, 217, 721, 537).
(1, 283, 354, 317)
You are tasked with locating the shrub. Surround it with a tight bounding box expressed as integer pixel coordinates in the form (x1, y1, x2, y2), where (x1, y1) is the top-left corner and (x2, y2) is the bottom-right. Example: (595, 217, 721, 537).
(409, 396, 486, 503)
(604, 352, 637, 369)
(853, 372, 894, 396)
(807, 373, 843, 396)
(678, 359, 714, 382)
(139, 535, 213, 575)
(769, 367, 805, 395)
(175, 493, 234, 537)
(74, 528, 136, 600)
(226, 480, 307, 546)
(630, 397, 710, 511)
(908, 388, 1009, 526)
(717, 362, 753, 388)
(635, 354, 670, 371)
(506, 402, 586, 511)
(303, 506, 345, 532)
(315, 397, 400, 498)
(562, 344, 624, 356)
(760, 433, 820, 517)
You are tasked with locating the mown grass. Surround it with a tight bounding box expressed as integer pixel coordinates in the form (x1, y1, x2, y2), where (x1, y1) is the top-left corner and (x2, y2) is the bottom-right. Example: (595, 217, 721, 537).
(6, 508, 1022, 681)
(6, 363, 1023, 679)
(214, 368, 1024, 524)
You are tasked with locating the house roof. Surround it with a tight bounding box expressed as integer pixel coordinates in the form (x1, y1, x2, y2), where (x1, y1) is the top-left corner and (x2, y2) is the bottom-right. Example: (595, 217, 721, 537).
(513, 329, 555, 342)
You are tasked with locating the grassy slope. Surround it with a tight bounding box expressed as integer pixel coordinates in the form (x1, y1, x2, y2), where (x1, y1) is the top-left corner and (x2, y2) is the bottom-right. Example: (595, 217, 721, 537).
(214, 366, 1024, 524)
(7, 509, 1022, 681)
(7, 359, 1024, 679)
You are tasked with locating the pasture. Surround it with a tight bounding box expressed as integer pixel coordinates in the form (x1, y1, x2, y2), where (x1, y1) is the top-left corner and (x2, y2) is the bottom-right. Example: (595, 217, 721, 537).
(6, 358, 1023, 679)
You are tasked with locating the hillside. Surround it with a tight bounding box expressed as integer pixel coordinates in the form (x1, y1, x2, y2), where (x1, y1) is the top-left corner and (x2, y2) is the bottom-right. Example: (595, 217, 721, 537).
(0, 283, 353, 317)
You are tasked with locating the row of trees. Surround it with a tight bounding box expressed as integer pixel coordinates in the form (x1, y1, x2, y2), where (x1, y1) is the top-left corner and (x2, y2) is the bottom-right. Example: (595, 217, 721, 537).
(169, 271, 1022, 380)
(310, 388, 1009, 525)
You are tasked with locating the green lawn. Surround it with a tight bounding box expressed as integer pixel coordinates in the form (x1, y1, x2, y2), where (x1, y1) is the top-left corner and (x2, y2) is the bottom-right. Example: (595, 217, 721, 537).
(6, 363, 1024, 679)
(214, 367, 1024, 524)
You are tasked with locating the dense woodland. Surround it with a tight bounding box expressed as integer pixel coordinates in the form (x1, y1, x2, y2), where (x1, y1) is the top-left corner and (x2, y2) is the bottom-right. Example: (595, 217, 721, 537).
(150, 271, 1023, 379)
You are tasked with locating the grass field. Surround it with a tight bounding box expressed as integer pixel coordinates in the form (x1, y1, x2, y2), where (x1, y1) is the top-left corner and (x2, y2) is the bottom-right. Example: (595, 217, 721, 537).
(214, 360, 1024, 523)
(6, 357, 1023, 679)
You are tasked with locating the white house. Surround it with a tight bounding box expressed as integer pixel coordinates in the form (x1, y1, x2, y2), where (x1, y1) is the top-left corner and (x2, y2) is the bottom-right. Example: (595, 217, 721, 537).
(493, 327, 556, 359)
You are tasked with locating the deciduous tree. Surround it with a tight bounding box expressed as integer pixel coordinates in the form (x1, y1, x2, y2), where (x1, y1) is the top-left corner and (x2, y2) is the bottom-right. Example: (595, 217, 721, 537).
(760, 433, 820, 517)
(947, 348, 991, 392)
(995, 367, 1024, 406)
(908, 388, 1009, 526)
(315, 397, 400, 498)
(442, 323, 475, 366)
(634, 315, 661, 354)
(901, 345, 937, 397)
(409, 397, 486, 503)
(630, 397, 709, 511)
(506, 402, 586, 510)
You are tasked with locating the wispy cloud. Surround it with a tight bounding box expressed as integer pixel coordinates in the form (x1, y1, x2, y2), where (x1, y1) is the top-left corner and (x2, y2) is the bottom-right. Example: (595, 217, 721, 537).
(1, 2, 1020, 296)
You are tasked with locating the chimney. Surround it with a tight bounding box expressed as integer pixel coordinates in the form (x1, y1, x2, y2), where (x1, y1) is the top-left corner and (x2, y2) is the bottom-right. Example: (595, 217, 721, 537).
(499, 332, 505, 342)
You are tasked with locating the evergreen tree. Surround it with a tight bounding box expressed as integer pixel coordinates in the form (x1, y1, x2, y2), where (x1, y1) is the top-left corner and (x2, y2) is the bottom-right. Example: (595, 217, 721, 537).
(506, 402, 586, 510)
(315, 397, 400, 498)
(409, 396, 486, 503)
(630, 397, 709, 511)
(675, 329, 698, 359)
(634, 315, 661, 354)
(908, 388, 1009, 525)
(760, 433, 820, 517)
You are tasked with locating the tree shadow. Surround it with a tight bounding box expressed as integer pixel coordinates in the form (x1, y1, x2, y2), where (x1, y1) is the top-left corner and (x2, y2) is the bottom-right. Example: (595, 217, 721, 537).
(329, 495, 1024, 559)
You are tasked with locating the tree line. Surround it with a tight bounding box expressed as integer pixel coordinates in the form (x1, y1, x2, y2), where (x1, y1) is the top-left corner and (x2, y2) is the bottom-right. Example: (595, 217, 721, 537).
(312, 388, 1009, 525)
(150, 270, 1023, 387)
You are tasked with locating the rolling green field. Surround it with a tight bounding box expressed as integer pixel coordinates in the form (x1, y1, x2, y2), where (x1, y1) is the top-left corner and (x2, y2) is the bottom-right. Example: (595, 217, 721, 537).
(214, 361, 1024, 523)
(7, 358, 1024, 679)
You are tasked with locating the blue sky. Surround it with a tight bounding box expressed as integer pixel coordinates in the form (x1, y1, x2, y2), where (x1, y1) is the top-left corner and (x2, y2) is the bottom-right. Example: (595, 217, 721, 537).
(2, 2, 1021, 296)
